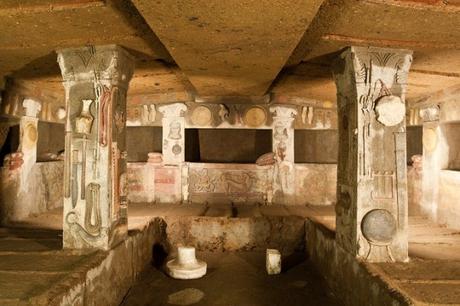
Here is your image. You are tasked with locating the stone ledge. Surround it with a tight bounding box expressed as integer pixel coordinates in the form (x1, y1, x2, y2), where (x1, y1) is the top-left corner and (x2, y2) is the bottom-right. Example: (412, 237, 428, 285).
(305, 219, 413, 306)
(8, 218, 166, 306)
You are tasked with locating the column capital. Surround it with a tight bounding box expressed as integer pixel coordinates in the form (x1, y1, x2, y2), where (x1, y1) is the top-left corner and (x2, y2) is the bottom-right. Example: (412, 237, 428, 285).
(344, 46, 412, 85)
(269, 105, 297, 119)
(22, 98, 41, 118)
(57, 45, 134, 89)
(158, 103, 187, 118)
(419, 105, 440, 122)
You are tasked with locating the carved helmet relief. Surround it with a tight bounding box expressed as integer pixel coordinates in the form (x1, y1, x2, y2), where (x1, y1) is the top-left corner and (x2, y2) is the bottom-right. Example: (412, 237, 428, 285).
(168, 121, 182, 140)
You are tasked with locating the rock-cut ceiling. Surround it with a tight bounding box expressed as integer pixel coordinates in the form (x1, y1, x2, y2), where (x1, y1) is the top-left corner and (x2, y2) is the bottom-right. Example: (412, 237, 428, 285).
(0, 0, 459, 105)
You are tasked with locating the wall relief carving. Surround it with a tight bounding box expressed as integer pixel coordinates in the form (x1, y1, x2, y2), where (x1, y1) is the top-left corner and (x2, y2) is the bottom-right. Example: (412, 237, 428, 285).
(361, 209, 397, 261)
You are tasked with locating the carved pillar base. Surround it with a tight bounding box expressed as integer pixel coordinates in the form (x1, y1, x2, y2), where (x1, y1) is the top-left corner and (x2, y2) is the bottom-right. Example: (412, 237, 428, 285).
(333, 46, 412, 262)
(58, 45, 134, 250)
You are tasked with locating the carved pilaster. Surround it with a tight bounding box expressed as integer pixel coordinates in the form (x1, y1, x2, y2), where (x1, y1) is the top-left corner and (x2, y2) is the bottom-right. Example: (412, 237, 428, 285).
(333, 46, 412, 262)
(57, 45, 134, 250)
(269, 105, 297, 205)
(159, 103, 187, 165)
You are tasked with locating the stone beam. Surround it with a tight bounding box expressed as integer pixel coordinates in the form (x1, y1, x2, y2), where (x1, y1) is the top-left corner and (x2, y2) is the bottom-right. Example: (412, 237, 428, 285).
(333, 46, 412, 262)
(57, 45, 134, 250)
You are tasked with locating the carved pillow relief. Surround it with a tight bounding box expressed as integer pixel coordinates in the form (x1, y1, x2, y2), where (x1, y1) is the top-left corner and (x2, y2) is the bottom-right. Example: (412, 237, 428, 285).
(374, 95, 405, 127)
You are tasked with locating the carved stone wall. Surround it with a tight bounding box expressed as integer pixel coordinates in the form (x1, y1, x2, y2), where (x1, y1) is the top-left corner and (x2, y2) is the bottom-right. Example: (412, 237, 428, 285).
(333, 46, 412, 262)
(58, 45, 134, 250)
(188, 163, 271, 204)
(126, 101, 338, 131)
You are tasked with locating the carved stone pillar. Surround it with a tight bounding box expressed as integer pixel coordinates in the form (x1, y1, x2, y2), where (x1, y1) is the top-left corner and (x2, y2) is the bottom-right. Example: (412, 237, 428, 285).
(19, 99, 41, 189)
(269, 105, 297, 205)
(419, 105, 441, 220)
(333, 46, 412, 262)
(159, 103, 187, 165)
(57, 45, 134, 250)
(0, 99, 41, 224)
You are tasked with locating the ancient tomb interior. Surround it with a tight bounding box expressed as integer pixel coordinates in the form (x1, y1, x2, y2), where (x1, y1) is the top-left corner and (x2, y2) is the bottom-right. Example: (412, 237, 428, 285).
(0, 1, 459, 305)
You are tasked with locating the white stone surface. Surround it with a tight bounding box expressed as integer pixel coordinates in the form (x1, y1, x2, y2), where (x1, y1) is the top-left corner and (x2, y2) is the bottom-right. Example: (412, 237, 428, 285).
(266, 249, 281, 275)
(375, 95, 405, 127)
(22, 98, 41, 118)
(166, 246, 207, 280)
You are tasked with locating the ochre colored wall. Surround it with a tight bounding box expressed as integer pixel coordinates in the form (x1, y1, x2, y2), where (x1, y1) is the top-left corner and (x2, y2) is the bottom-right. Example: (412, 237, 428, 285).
(126, 127, 162, 162)
(186, 129, 272, 163)
(37, 122, 64, 161)
(294, 130, 338, 163)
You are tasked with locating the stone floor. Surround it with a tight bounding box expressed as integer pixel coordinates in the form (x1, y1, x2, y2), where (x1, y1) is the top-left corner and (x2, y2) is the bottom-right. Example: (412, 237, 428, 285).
(120, 251, 341, 306)
(3, 203, 460, 305)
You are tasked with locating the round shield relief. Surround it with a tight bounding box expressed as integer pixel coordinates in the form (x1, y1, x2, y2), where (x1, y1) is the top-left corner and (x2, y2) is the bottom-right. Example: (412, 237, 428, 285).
(191, 106, 213, 126)
(243, 106, 267, 127)
(361, 209, 397, 245)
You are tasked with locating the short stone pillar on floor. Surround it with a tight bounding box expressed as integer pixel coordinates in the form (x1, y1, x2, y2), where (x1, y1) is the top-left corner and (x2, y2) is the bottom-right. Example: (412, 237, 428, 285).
(269, 105, 297, 205)
(266, 249, 281, 275)
(57, 45, 134, 250)
(166, 246, 207, 279)
(333, 46, 412, 262)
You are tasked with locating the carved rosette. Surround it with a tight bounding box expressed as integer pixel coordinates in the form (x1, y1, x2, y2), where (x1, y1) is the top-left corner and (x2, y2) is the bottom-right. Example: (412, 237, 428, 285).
(57, 45, 134, 250)
(333, 46, 412, 262)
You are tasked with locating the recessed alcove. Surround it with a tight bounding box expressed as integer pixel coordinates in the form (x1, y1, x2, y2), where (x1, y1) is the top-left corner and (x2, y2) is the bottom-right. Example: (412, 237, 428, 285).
(294, 129, 338, 164)
(126, 126, 162, 162)
(37, 121, 64, 162)
(185, 128, 272, 163)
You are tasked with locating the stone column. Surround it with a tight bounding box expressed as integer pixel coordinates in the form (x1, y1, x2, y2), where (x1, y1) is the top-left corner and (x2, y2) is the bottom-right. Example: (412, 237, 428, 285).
(419, 105, 442, 220)
(269, 105, 297, 205)
(57, 45, 134, 250)
(157, 103, 187, 203)
(0, 99, 41, 224)
(333, 46, 412, 262)
(158, 103, 187, 165)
